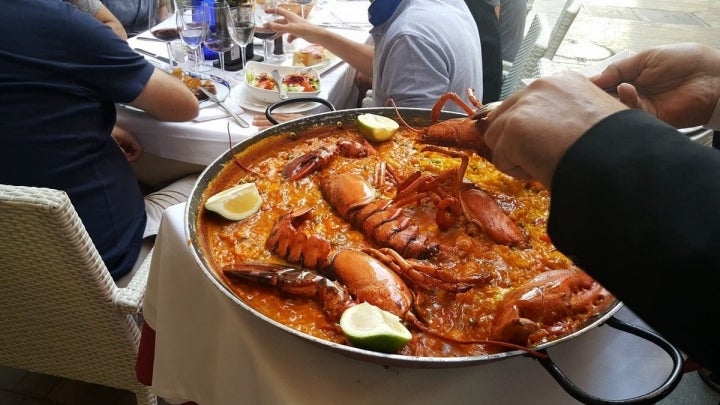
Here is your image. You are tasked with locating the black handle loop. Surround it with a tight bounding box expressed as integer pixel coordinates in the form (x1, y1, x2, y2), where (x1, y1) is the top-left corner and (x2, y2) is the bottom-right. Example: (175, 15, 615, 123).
(265, 97, 336, 124)
(536, 316, 684, 404)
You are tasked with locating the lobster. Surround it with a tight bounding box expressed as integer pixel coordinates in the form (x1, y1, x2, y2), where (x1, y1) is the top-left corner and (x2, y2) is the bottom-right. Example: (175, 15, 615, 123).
(490, 269, 614, 346)
(223, 209, 471, 346)
(282, 138, 374, 181)
(264, 207, 474, 292)
(393, 146, 527, 247)
(318, 173, 440, 260)
(393, 88, 499, 160)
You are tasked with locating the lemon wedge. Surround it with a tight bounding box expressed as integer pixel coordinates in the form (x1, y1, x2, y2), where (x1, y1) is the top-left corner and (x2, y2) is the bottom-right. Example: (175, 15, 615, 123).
(357, 113, 399, 142)
(339, 302, 412, 353)
(204, 183, 262, 221)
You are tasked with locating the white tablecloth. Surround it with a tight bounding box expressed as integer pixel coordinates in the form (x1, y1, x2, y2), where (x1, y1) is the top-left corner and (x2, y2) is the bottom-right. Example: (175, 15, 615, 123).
(143, 203, 680, 405)
(118, 23, 368, 166)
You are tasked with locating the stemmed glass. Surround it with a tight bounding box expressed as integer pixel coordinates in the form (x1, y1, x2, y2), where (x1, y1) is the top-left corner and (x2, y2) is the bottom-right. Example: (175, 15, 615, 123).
(176, 3, 208, 74)
(279, 0, 315, 20)
(229, 4, 255, 80)
(204, 1, 235, 71)
(148, 0, 179, 66)
(254, 0, 282, 63)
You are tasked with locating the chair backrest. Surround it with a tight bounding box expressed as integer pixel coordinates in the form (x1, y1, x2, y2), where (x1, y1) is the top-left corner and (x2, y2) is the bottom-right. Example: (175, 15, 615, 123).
(0, 184, 156, 405)
(500, 12, 548, 100)
(544, 0, 583, 60)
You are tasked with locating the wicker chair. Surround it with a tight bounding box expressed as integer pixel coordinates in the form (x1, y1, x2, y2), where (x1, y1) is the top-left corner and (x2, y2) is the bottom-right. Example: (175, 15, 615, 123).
(0, 184, 156, 405)
(543, 0, 583, 61)
(499, 12, 548, 100)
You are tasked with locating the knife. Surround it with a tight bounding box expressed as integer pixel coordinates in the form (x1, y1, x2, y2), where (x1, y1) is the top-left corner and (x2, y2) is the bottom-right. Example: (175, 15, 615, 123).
(197, 86, 250, 128)
(133, 48, 171, 65)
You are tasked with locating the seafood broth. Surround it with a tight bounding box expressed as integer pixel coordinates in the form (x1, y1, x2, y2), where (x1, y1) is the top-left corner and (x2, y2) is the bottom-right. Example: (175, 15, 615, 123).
(195, 122, 615, 358)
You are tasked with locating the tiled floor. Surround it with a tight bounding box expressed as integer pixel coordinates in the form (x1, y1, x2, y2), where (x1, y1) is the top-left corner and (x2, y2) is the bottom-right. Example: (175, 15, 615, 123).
(3, 1, 720, 404)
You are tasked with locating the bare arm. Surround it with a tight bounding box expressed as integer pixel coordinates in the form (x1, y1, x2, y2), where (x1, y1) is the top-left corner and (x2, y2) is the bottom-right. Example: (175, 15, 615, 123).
(266, 7, 374, 77)
(129, 69, 199, 122)
(94, 4, 128, 40)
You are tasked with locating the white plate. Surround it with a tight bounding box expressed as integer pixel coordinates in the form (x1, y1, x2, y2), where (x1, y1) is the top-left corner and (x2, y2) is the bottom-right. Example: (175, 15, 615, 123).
(229, 85, 322, 113)
(194, 73, 231, 108)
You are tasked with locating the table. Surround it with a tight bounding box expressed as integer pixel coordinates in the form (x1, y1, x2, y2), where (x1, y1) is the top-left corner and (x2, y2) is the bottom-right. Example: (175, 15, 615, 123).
(117, 4, 370, 187)
(138, 203, 684, 405)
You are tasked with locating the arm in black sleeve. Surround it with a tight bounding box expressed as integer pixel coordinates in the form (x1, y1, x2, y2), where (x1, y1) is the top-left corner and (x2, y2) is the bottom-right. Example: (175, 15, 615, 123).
(549, 109, 720, 373)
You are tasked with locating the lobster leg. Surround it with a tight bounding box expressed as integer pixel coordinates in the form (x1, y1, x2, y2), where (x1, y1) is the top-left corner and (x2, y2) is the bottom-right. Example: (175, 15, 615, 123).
(363, 248, 475, 293)
(223, 265, 354, 321)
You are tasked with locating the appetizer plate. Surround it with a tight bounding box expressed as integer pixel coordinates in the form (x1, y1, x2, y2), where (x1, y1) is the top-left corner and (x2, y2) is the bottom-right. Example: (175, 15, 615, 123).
(229, 84, 321, 114)
(243, 61, 321, 103)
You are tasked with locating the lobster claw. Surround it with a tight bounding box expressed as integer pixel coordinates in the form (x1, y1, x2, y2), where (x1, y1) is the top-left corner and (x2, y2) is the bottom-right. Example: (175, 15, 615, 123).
(459, 188, 527, 247)
(282, 146, 335, 180)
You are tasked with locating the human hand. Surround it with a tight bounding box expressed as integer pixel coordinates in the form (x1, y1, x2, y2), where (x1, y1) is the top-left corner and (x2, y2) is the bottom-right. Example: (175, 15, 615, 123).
(111, 125, 143, 162)
(266, 7, 323, 43)
(484, 71, 627, 187)
(252, 113, 304, 130)
(591, 43, 720, 128)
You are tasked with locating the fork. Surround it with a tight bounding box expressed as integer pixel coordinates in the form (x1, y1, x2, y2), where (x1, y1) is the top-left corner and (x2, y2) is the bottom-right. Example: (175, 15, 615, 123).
(470, 101, 503, 120)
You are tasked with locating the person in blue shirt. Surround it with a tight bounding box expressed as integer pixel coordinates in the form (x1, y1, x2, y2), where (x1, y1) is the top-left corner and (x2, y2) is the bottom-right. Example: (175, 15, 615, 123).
(0, 0, 199, 281)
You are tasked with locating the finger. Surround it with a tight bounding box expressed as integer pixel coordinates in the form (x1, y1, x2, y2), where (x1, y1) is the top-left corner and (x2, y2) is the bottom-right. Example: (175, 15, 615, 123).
(616, 83, 642, 109)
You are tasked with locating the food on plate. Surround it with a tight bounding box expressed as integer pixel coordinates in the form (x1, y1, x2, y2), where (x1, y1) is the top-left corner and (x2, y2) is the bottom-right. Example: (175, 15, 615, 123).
(292, 43, 331, 67)
(204, 183, 262, 221)
(171, 67, 217, 101)
(196, 102, 615, 358)
(357, 113, 399, 142)
(339, 302, 412, 353)
(246, 71, 320, 93)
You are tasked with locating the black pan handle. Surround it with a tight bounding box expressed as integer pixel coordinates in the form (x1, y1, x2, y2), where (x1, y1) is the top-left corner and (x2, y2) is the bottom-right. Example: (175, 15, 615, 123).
(536, 316, 684, 404)
(265, 97, 336, 125)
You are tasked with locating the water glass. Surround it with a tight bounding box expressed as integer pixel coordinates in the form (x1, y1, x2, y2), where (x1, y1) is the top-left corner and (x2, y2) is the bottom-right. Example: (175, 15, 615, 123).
(177, 4, 208, 74)
(229, 4, 255, 79)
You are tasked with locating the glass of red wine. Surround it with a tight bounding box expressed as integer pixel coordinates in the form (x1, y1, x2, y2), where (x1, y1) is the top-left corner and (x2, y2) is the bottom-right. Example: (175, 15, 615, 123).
(203, 1, 235, 71)
(254, 0, 282, 63)
(148, 0, 179, 66)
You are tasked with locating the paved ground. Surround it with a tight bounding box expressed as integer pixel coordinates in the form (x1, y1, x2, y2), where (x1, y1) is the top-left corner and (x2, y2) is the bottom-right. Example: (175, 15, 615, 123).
(3, 1, 720, 404)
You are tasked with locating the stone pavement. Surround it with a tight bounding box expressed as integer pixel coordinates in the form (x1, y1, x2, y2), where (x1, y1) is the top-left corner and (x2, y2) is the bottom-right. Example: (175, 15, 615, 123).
(534, 0, 720, 71)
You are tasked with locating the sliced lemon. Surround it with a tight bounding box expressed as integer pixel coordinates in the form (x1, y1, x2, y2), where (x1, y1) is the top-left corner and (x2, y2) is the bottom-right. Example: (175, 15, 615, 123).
(357, 113, 399, 142)
(339, 302, 412, 353)
(204, 183, 262, 221)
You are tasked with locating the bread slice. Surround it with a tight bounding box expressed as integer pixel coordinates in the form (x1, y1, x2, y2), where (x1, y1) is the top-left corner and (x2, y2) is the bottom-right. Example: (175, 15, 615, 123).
(292, 44, 331, 67)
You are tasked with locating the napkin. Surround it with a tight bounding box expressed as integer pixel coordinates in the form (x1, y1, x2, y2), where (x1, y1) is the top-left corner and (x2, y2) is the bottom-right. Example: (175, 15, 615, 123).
(193, 98, 245, 122)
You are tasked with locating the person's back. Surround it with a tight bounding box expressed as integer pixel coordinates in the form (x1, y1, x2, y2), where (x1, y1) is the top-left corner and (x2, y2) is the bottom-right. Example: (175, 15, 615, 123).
(370, 0, 483, 112)
(0, 0, 196, 280)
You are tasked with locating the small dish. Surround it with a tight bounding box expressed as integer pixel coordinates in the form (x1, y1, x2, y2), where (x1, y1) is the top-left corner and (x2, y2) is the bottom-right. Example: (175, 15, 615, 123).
(243, 61, 321, 103)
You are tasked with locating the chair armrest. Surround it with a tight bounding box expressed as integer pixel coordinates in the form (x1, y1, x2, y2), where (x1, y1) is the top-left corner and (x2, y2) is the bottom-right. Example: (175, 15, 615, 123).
(114, 248, 153, 314)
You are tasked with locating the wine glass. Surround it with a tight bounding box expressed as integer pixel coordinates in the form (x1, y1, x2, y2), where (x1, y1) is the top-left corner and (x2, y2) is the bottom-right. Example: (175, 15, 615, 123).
(148, 0, 179, 66)
(176, 4, 208, 74)
(229, 4, 255, 79)
(254, 0, 281, 64)
(279, 0, 315, 20)
(204, 1, 236, 71)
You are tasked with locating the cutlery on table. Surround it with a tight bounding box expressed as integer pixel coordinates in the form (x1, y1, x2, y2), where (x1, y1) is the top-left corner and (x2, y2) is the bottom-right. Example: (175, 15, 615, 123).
(133, 48, 171, 65)
(270, 69, 288, 100)
(198, 87, 250, 128)
(287, 62, 330, 76)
